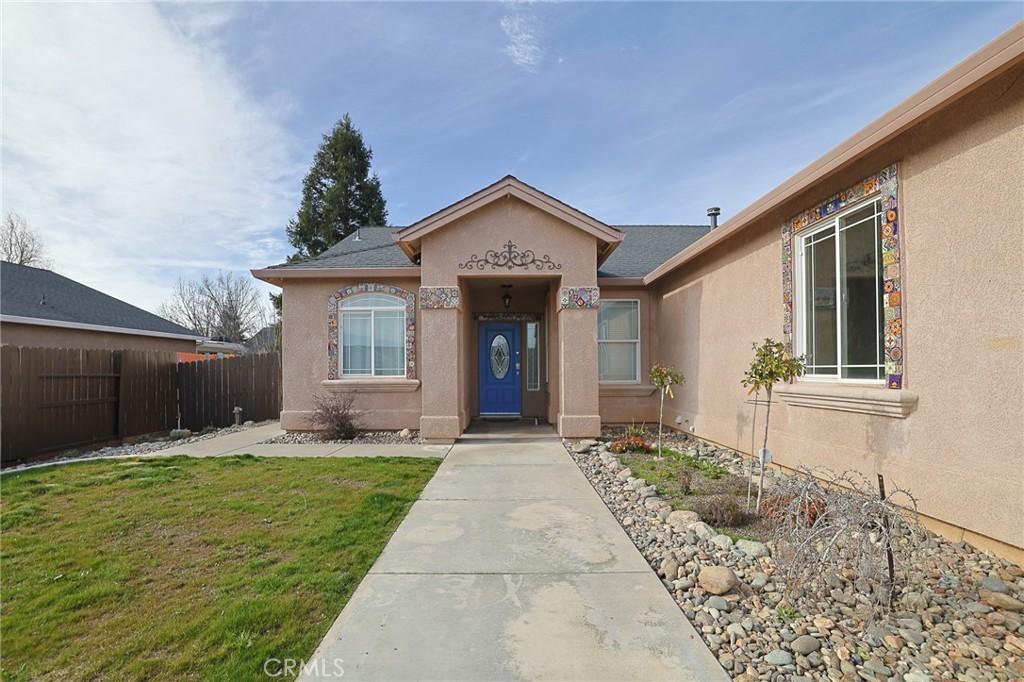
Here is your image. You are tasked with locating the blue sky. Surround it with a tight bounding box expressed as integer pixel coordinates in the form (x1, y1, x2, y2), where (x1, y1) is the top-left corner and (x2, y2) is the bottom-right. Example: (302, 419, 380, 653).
(3, 2, 1020, 312)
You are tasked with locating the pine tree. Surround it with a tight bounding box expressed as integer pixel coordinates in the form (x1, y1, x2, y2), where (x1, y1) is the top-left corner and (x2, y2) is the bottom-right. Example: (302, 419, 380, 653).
(273, 115, 388, 314)
(286, 114, 387, 259)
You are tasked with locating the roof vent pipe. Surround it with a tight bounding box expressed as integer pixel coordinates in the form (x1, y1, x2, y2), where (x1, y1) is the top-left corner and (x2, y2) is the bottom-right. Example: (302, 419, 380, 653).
(707, 207, 721, 229)
(353, 226, 362, 241)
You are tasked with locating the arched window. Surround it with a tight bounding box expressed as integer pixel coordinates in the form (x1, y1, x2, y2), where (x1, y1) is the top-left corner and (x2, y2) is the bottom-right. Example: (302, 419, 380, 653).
(338, 294, 407, 377)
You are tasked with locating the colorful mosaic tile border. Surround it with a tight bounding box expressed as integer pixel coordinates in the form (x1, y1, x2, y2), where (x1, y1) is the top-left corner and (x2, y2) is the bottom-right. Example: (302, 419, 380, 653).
(327, 283, 416, 380)
(781, 164, 904, 389)
(419, 286, 460, 309)
(559, 286, 600, 310)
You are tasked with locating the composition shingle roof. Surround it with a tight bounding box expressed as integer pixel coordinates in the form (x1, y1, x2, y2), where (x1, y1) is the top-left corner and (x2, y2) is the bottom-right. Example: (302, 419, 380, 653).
(0, 261, 202, 338)
(267, 228, 412, 269)
(598, 225, 710, 278)
(267, 223, 711, 278)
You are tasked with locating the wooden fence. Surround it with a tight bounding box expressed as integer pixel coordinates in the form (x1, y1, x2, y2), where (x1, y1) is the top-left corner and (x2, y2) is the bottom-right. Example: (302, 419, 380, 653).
(178, 353, 281, 431)
(0, 347, 281, 467)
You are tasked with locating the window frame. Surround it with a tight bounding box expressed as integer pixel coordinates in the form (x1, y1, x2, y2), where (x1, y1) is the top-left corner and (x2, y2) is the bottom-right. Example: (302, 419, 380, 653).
(597, 298, 641, 384)
(525, 321, 542, 392)
(793, 196, 884, 385)
(338, 294, 407, 378)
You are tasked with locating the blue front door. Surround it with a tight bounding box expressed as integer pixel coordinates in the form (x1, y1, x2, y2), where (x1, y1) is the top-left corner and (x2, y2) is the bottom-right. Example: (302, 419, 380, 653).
(479, 323, 521, 415)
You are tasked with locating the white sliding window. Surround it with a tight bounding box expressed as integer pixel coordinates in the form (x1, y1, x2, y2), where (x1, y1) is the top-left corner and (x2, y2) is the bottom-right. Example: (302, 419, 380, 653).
(598, 300, 640, 382)
(796, 199, 884, 381)
(338, 294, 406, 377)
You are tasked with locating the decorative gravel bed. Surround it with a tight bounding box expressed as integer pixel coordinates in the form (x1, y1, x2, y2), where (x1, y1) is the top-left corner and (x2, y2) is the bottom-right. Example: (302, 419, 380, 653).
(4, 421, 276, 472)
(566, 436, 1024, 682)
(261, 429, 424, 446)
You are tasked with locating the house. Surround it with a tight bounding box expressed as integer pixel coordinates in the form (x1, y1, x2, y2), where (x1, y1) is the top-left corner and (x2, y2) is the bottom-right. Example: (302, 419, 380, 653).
(254, 25, 1024, 559)
(0, 261, 203, 353)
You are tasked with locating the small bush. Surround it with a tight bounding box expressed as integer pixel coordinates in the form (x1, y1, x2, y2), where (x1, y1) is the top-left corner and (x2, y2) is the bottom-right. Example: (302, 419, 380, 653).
(693, 494, 748, 527)
(677, 468, 693, 494)
(310, 392, 358, 440)
(609, 435, 651, 454)
(761, 493, 825, 525)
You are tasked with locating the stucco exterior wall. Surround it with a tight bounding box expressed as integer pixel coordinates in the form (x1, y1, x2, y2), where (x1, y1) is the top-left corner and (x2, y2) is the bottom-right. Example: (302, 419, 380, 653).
(597, 286, 660, 423)
(279, 277, 423, 431)
(653, 67, 1024, 554)
(0, 322, 196, 353)
(418, 196, 601, 438)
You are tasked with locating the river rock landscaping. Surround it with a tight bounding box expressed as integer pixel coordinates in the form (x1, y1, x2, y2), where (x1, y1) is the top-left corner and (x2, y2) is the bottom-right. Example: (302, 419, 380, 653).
(261, 428, 423, 446)
(566, 434, 1024, 682)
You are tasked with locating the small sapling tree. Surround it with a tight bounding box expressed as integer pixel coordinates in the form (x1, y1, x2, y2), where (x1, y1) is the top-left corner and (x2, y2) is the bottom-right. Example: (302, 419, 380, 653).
(649, 364, 684, 455)
(741, 338, 804, 511)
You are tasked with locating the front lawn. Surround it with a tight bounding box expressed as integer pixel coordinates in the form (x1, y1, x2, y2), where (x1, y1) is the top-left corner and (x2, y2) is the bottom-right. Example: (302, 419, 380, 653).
(0, 455, 438, 681)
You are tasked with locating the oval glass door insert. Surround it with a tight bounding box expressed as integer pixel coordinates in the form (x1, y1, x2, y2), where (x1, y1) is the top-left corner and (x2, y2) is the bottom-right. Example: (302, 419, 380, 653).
(490, 334, 510, 379)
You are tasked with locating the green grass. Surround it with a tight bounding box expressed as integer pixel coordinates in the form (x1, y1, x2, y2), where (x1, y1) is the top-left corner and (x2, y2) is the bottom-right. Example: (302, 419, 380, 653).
(619, 446, 769, 541)
(0, 455, 439, 681)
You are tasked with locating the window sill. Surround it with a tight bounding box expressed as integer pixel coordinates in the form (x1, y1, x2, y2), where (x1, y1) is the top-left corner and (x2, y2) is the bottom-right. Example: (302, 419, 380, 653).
(599, 384, 657, 397)
(321, 379, 420, 393)
(775, 381, 918, 418)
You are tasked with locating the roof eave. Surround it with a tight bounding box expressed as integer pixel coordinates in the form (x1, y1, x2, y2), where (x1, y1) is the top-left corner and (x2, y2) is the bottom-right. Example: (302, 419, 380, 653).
(644, 21, 1024, 285)
(0, 314, 205, 342)
(395, 176, 624, 261)
(251, 266, 422, 286)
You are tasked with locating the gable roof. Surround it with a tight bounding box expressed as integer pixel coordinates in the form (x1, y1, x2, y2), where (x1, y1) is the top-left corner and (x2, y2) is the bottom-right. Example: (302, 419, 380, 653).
(0, 261, 203, 340)
(254, 223, 709, 283)
(394, 175, 625, 264)
(643, 21, 1024, 284)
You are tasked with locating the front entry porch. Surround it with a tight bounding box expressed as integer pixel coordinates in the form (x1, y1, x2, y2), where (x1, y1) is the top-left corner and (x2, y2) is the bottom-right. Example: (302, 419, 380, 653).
(419, 275, 602, 442)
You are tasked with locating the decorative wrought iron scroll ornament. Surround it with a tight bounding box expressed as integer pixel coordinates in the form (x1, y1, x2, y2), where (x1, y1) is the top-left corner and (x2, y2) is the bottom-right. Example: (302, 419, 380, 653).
(458, 241, 562, 271)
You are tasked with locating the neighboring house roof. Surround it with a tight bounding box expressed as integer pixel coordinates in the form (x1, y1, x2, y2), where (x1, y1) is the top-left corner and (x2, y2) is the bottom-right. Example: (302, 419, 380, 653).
(257, 223, 710, 281)
(0, 261, 203, 341)
(394, 175, 625, 264)
(643, 21, 1024, 284)
(245, 325, 278, 353)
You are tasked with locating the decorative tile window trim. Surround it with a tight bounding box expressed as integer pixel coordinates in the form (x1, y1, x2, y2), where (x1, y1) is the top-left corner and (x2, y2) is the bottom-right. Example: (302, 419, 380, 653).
(327, 283, 416, 380)
(781, 164, 904, 389)
(559, 286, 600, 310)
(419, 286, 460, 309)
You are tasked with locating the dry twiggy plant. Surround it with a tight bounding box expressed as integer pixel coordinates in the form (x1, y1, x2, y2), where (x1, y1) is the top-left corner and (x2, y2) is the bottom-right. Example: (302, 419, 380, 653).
(767, 467, 922, 617)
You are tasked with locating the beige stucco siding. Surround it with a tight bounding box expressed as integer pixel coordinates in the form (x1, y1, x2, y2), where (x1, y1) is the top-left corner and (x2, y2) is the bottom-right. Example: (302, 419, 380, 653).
(280, 277, 423, 430)
(653, 66, 1024, 553)
(0, 322, 196, 353)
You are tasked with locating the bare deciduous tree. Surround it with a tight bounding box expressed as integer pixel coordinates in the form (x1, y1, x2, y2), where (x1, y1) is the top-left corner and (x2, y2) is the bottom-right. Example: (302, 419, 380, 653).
(159, 272, 268, 343)
(2, 213, 50, 267)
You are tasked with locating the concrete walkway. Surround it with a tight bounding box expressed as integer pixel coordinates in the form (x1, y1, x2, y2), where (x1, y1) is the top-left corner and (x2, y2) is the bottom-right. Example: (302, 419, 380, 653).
(301, 430, 726, 681)
(3, 424, 449, 474)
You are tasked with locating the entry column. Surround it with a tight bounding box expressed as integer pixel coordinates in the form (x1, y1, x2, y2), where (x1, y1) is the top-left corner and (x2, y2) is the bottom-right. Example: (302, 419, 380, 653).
(418, 286, 463, 442)
(557, 286, 601, 437)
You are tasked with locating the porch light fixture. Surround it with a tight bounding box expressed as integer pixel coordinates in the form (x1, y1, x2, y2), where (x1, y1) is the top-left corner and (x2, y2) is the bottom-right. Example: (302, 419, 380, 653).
(501, 284, 512, 311)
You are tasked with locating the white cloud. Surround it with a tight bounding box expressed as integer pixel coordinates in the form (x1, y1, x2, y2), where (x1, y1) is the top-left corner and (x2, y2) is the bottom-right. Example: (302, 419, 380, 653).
(500, 8, 542, 70)
(1, 2, 300, 313)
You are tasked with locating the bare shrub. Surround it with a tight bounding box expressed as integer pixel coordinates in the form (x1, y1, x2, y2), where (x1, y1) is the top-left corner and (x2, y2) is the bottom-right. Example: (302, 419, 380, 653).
(767, 467, 922, 615)
(677, 468, 693, 494)
(693, 494, 748, 527)
(310, 392, 358, 440)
